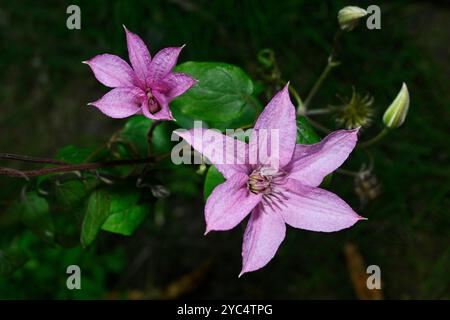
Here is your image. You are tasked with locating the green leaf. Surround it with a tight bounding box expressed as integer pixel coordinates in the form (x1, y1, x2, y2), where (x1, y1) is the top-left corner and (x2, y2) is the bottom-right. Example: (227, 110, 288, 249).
(172, 62, 258, 129)
(203, 165, 225, 201)
(80, 190, 111, 248)
(120, 115, 173, 157)
(55, 145, 98, 163)
(101, 191, 149, 236)
(296, 116, 320, 144)
(17, 192, 54, 242)
(55, 178, 99, 209)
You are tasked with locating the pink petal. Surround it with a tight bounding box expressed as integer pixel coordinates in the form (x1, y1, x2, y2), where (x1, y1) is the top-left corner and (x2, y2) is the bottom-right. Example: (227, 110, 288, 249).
(154, 72, 197, 101)
(175, 128, 250, 179)
(240, 205, 286, 277)
(281, 178, 364, 232)
(88, 87, 144, 118)
(147, 46, 183, 85)
(124, 26, 152, 88)
(286, 129, 359, 186)
(140, 91, 174, 121)
(83, 54, 138, 88)
(249, 84, 296, 169)
(205, 173, 262, 233)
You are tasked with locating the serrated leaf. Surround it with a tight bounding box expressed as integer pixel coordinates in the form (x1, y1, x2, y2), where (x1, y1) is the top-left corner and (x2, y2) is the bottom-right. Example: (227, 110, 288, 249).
(80, 190, 111, 248)
(101, 191, 149, 236)
(172, 62, 258, 129)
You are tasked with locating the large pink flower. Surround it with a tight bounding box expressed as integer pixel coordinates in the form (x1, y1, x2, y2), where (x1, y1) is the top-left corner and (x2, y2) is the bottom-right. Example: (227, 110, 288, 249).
(176, 84, 365, 276)
(83, 26, 196, 120)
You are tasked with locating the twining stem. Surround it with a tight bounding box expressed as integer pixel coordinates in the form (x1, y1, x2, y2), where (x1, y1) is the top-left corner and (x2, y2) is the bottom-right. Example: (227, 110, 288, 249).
(0, 153, 67, 165)
(282, 80, 304, 112)
(304, 108, 332, 116)
(299, 30, 342, 115)
(0, 154, 169, 179)
(359, 128, 390, 148)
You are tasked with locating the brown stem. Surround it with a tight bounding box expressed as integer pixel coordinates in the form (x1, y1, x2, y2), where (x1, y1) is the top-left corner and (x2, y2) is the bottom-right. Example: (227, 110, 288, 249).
(0, 154, 169, 179)
(0, 153, 68, 165)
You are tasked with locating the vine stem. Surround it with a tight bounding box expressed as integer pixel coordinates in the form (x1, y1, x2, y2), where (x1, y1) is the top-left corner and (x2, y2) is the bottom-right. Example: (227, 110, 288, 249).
(0, 153, 68, 165)
(299, 30, 342, 115)
(358, 128, 390, 148)
(0, 154, 169, 179)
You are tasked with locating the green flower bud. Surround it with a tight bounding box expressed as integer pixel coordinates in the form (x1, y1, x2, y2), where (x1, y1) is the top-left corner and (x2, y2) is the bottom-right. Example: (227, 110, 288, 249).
(383, 83, 410, 129)
(338, 6, 368, 31)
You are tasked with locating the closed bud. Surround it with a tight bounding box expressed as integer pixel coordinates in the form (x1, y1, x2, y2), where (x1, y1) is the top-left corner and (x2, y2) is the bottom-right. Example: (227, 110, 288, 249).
(383, 83, 410, 129)
(338, 6, 368, 31)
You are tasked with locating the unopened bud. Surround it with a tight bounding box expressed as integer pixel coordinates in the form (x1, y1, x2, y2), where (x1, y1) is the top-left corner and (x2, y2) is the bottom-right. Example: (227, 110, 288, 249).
(383, 83, 410, 129)
(338, 6, 368, 31)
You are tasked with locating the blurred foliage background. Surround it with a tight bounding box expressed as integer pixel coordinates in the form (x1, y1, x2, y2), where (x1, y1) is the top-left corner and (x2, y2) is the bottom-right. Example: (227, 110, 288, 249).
(0, 0, 449, 299)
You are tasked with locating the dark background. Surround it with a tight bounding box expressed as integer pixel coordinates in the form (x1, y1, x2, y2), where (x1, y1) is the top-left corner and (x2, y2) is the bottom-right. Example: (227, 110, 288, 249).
(0, 0, 449, 299)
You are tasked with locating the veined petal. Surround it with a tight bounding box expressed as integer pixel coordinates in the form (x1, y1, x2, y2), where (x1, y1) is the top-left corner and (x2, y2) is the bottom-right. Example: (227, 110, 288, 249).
(175, 128, 250, 179)
(88, 87, 144, 118)
(83, 54, 138, 88)
(140, 91, 174, 121)
(249, 84, 296, 169)
(240, 205, 286, 277)
(286, 129, 358, 186)
(147, 46, 184, 85)
(205, 173, 261, 233)
(281, 178, 364, 232)
(154, 72, 197, 101)
(124, 26, 152, 88)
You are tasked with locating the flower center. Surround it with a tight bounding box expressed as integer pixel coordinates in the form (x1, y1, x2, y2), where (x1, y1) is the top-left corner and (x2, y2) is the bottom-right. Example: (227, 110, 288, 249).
(147, 91, 161, 114)
(247, 167, 280, 195)
(248, 170, 271, 195)
(248, 167, 289, 211)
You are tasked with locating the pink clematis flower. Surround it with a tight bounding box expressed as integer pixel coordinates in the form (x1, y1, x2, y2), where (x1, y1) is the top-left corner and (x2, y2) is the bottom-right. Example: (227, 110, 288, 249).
(176, 84, 365, 276)
(83, 26, 196, 120)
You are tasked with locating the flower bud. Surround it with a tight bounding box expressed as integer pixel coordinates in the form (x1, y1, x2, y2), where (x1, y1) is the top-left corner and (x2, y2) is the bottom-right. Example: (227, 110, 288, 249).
(338, 6, 368, 31)
(383, 83, 410, 129)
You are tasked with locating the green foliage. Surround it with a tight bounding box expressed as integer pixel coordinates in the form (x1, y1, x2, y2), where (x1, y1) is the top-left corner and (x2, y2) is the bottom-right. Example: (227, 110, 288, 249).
(120, 116, 173, 157)
(172, 62, 259, 129)
(296, 116, 320, 144)
(80, 190, 111, 248)
(101, 191, 149, 236)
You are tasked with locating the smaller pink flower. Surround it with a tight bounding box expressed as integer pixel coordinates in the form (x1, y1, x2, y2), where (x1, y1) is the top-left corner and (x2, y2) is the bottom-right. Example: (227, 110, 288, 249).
(83, 26, 196, 120)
